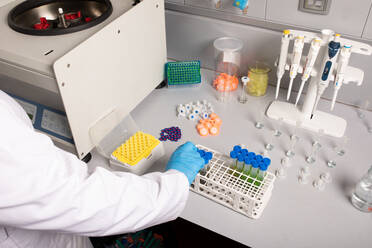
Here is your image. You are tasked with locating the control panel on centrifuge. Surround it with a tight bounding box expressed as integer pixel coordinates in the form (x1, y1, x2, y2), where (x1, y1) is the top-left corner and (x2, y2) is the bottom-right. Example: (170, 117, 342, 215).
(13, 95, 74, 144)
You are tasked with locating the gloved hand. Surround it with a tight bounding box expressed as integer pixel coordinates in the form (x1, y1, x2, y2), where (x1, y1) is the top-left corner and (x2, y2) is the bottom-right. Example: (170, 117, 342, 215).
(166, 141, 205, 185)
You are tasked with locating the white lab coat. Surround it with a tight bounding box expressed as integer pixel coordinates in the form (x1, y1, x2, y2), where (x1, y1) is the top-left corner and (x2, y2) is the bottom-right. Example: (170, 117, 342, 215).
(0, 90, 189, 248)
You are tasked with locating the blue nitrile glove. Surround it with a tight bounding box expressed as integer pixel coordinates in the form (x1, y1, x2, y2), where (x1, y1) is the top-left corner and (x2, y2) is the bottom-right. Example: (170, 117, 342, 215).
(166, 141, 205, 185)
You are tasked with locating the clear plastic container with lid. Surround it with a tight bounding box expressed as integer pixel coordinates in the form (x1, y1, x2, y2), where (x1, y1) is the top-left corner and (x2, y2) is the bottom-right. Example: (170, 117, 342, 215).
(213, 37, 243, 102)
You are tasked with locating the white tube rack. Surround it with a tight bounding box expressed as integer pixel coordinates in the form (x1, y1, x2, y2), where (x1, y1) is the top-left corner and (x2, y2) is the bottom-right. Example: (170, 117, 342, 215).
(191, 145, 276, 219)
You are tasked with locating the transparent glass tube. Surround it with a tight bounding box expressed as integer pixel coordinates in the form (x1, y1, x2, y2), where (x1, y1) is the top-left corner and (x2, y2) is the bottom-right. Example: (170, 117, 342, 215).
(265, 129, 276, 151)
(286, 135, 299, 157)
(250, 167, 259, 178)
(236, 160, 245, 172)
(286, 120, 301, 157)
(358, 100, 369, 119)
(257, 170, 266, 181)
(357, 100, 372, 133)
(255, 108, 265, 129)
(238, 77, 248, 104)
(334, 136, 347, 156)
(306, 141, 322, 164)
(243, 163, 252, 175)
(273, 118, 283, 137)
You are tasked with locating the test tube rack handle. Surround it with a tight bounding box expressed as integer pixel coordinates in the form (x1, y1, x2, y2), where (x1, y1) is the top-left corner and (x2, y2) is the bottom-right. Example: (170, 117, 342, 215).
(267, 29, 372, 138)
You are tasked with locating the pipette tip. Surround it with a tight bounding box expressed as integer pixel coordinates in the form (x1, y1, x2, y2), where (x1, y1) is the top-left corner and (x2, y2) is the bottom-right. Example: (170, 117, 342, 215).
(275, 78, 281, 100)
(287, 78, 294, 101)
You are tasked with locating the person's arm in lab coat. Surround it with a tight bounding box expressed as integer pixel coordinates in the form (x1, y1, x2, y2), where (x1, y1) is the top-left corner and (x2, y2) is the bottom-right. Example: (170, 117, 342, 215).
(0, 91, 204, 237)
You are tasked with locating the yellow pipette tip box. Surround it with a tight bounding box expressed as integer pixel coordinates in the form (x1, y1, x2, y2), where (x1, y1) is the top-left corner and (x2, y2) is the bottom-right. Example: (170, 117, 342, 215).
(111, 131, 160, 166)
(110, 131, 164, 175)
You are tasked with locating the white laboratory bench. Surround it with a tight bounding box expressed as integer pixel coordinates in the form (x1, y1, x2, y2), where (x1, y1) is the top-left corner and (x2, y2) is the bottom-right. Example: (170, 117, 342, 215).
(88, 68, 372, 248)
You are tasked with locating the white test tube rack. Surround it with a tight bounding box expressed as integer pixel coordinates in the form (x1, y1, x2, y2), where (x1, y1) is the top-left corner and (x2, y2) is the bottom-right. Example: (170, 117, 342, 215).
(267, 29, 372, 137)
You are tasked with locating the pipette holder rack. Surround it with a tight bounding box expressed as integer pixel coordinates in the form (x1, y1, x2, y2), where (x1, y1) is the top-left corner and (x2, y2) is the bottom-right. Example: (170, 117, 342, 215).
(267, 29, 372, 137)
(191, 145, 276, 219)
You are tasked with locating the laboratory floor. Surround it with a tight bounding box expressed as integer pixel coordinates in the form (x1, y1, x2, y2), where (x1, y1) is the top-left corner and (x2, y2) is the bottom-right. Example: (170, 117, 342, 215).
(171, 218, 249, 248)
(90, 218, 249, 248)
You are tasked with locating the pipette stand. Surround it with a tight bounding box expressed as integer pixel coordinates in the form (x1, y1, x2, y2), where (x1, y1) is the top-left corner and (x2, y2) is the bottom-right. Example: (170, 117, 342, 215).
(267, 29, 372, 138)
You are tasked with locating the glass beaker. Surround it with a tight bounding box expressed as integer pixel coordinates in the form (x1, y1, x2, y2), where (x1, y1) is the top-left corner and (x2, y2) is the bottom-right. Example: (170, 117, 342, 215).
(213, 37, 243, 101)
(247, 62, 271, 97)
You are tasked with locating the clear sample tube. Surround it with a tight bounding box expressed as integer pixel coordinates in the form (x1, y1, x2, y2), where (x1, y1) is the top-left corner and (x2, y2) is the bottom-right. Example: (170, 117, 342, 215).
(265, 129, 276, 151)
(327, 160, 336, 168)
(334, 136, 347, 156)
(229, 151, 238, 170)
(238, 76, 249, 104)
(286, 134, 299, 157)
(358, 100, 369, 119)
(273, 118, 284, 137)
(286, 120, 302, 157)
(357, 100, 372, 133)
(306, 141, 322, 164)
(255, 108, 265, 129)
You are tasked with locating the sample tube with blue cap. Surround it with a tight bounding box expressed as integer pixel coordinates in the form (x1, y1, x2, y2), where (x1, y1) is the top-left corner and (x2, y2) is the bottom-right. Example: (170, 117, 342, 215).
(241, 148, 248, 156)
(229, 151, 238, 170)
(263, 157, 271, 167)
(233, 145, 242, 153)
(204, 152, 213, 165)
(254, 154, 263, 163)
(249, 160, 260, 183)
(255, 162, 268, 186)
(197, 149, 206, 157)
(236, 154, 245, 172)
(247, 152, 255, 160)
(243, 157, 252, 175)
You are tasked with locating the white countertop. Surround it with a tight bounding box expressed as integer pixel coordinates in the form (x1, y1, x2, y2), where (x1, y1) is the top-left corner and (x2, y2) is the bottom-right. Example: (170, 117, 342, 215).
(89, 68, 372, 248)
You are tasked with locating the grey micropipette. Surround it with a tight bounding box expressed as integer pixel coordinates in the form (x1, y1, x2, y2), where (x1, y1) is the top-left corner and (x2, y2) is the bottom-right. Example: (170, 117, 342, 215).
(295, 38, 322, 106)
(275, 30, 291, 99)
(311, 34, 341, 119)
(287, 36, 305, 101)
(330, 45, 352, 111)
